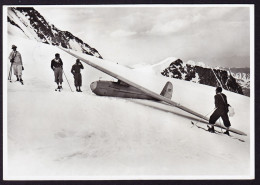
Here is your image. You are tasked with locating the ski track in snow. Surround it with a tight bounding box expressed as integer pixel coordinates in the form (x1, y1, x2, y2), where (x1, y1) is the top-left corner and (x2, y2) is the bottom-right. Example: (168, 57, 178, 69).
(5, 35, 251, 179)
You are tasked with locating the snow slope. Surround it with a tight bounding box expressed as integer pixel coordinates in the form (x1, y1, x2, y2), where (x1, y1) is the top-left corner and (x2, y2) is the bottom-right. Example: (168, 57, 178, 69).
(5, 36, 252, 180)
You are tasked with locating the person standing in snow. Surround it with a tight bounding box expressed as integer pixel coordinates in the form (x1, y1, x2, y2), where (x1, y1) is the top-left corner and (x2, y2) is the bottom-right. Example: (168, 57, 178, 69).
(51, 53, 63, 90)
(9, 45, 24, 84)
(208, 87, 231, 135)
(71, 59, 84, 92)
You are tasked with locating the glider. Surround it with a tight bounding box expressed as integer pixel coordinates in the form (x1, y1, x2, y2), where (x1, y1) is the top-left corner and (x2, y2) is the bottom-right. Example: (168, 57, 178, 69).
(60, 47, 247, 136)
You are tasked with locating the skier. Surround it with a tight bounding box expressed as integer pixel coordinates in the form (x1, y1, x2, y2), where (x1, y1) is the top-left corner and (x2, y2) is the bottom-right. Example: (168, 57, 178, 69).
(9, 45, 24, 84)
(71, 59, 84, 92)
(208, 87, 231, 135)
(51, 53, 63, 90)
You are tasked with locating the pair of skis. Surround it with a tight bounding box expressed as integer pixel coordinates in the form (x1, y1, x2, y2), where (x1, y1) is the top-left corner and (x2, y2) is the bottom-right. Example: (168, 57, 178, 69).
(55, 87, 63, 92)
(9, 79, 24, 85)
(191, 121, 245, 142)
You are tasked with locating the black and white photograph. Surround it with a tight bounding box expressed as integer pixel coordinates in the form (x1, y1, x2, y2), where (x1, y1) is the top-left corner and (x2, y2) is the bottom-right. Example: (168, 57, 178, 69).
(3, 4, 254, 180)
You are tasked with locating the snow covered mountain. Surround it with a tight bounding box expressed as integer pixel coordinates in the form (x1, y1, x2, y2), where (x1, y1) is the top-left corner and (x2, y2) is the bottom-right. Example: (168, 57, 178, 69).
(4, 7, 252, 180)
(153, 58, 248, 96)
(228, 68, 250, 97)
(7, 7, 102, 59)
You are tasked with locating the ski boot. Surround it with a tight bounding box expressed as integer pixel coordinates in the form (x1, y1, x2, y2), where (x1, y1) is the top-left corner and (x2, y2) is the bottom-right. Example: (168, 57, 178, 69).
(207, 126, 215, 133)
(20, 78, 24, 85)
(223, 130, 230, 136)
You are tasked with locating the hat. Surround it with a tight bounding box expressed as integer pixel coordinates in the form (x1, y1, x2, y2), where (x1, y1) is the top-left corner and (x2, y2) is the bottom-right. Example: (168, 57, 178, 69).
(55, 53, 60, 57)
(76, 59, 80, 62)
(11, 45, 17, 49)
(216, 86, 222, 93)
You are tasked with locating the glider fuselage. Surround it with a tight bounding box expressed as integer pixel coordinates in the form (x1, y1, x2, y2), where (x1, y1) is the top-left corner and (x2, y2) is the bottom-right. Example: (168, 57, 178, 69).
(90, 80, 157, 100)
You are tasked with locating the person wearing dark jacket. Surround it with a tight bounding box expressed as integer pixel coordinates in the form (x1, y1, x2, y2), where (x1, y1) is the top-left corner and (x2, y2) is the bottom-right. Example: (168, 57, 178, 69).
(208, 87, 231, 135)
(71, 59, 84, 92)
(51, 53, 63, 90)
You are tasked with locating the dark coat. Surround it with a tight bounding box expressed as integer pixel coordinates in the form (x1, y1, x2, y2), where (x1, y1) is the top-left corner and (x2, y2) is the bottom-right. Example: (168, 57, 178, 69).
(71, 63, 84, 74)
(71, 63, 84, 87)
(214, 93, 229, 112)
(51, 58, 63, 70)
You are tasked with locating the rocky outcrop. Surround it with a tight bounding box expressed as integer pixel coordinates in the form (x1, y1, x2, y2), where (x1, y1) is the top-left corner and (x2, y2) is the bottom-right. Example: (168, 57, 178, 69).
(161, 59, 244, 95)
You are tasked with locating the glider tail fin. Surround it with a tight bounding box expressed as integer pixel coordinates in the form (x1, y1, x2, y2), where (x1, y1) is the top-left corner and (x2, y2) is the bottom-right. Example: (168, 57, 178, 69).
(160, 81, 173, 99)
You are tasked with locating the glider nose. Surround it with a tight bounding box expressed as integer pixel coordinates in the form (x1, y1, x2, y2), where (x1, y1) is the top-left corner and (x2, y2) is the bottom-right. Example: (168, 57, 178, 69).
(90, 81, 97, 92)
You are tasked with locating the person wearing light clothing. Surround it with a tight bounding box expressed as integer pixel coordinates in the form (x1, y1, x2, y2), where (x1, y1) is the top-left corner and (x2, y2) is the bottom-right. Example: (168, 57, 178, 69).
(9, 45, 24, 84)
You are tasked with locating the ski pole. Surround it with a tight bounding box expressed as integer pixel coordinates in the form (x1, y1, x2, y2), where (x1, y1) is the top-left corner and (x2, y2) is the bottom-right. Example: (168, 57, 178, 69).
(192, 108, 216, 125)
(205, 108, 216, 117)
(8, 63, 13, 81)
(63, 70, 73, 92)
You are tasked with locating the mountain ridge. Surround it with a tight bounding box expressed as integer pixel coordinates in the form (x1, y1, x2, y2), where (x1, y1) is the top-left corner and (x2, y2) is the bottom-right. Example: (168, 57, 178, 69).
(155, 58, 250, 96)
(7, 7, 103, 59)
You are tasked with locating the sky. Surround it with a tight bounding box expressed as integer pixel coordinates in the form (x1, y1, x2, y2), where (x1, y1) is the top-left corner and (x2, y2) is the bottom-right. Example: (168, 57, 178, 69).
(35, 5, 252, 68)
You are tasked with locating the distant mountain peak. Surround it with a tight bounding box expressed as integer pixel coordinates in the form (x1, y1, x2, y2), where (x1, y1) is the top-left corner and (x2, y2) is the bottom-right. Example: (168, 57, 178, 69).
(7, 7, 103, 59)
(156, 57, 249, 96)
